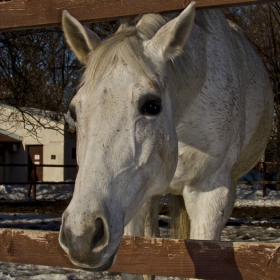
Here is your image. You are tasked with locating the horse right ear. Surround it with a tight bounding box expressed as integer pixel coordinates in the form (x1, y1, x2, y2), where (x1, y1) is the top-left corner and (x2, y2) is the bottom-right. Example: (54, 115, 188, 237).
(144, 2, 195, 60)
(62, 11, 101, 64)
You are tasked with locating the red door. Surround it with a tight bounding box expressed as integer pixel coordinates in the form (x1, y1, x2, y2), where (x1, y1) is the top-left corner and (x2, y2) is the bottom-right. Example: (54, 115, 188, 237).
(28, 145, 43, 181)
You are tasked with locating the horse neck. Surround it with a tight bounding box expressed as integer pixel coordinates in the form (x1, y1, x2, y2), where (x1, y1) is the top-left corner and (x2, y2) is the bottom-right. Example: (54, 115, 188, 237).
(171, 9, 228, 126)
(170, 22, 207, 126)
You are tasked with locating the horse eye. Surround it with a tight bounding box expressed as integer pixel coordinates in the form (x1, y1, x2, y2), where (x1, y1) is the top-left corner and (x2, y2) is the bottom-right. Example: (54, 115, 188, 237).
(140, 99, 162, 116)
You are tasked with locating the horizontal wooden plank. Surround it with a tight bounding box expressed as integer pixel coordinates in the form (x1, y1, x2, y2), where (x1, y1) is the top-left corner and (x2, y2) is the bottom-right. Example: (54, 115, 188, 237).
(0, 229, 280, 279)
(0, 0, 277, 31)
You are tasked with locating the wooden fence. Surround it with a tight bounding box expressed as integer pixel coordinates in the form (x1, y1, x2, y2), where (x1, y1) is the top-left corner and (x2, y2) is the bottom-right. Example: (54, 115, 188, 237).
(0, 162, 277, 201)
(0, 229, 280, 279)
(0, 0, 278, 31)
(0, 163, 77, 199)
(0, 163, 77, 184)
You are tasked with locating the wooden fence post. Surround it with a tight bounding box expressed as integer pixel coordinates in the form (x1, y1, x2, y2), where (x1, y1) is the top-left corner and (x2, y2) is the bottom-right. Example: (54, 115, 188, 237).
(27, 165, 37, 200)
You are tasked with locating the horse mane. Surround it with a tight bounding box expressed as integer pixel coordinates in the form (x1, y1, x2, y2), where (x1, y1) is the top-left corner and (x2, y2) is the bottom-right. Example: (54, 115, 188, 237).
(81, 11, 208, 94)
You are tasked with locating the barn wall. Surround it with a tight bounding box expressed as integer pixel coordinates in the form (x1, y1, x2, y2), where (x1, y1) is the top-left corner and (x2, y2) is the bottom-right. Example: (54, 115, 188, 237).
(0, 105, 76, 182)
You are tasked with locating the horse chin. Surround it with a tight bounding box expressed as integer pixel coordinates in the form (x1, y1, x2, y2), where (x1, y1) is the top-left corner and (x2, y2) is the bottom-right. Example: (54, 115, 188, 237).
(90, 252, 117, 272)
(70, 246, 119, 272)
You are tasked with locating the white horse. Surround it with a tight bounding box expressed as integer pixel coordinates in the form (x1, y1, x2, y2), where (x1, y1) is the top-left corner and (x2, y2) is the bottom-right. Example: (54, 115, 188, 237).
(59, 1, 273, 276)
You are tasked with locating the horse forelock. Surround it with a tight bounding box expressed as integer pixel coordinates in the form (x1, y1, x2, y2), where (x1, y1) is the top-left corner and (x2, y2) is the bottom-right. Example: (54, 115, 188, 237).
(81, 14, 169, 90)
(135, 13, 169, 40)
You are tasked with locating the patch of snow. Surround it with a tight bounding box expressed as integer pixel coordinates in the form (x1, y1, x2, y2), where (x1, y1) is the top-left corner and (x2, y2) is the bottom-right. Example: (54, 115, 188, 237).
(0, 213, 61, 231)
(235, 184, 280, 207)
(0, 181, 74, 201)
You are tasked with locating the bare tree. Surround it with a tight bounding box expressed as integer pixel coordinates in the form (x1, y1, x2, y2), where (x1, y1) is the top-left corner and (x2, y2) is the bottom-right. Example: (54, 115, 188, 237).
(0, 21, 119, 137)
(0, 28, 81, 136)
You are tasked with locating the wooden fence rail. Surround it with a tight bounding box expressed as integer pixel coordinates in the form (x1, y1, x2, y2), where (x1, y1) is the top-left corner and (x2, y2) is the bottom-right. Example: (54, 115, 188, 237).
(0, 164, 77, 167)
(0, 229, 280, 279)
(0, 0, 278, 31)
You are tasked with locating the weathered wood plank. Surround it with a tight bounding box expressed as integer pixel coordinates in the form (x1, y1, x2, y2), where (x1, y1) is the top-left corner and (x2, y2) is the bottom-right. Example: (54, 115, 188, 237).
(0, 229, 280, 279)
(0, 0, 277, 31)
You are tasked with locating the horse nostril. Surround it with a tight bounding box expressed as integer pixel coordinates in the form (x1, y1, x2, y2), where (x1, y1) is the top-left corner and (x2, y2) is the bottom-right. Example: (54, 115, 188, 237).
(91, 218, 106, 251)
(60, 228, 68, 248)
(59, 214, 69, 250)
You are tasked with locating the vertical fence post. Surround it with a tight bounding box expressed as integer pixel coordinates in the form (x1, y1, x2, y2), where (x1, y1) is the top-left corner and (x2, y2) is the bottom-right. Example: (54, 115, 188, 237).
(27, 165, 37, 199)
(33, 165, 37, 199)
(27, 166, 32, 198)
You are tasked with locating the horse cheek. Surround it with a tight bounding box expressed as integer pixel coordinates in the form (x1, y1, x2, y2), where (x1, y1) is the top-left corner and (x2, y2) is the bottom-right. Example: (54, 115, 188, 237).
(157, 132, 178, 184)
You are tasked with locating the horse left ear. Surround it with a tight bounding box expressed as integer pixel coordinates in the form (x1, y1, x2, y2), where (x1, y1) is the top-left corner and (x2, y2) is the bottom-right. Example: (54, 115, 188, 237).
(145, 1, 195, 59)
(62, 11, 101, 64)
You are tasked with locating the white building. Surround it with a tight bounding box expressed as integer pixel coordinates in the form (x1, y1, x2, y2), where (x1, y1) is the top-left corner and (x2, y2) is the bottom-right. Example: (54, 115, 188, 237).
(0, 105, 76, 183)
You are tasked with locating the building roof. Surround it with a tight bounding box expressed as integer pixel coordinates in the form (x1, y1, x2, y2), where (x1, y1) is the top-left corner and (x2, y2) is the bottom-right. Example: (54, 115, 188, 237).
(0, 128, 22, 143)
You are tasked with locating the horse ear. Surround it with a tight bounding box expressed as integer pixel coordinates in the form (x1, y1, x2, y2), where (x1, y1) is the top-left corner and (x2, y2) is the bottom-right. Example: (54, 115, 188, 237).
(145, 1, 195, 59)
(62, 11, 101, 64)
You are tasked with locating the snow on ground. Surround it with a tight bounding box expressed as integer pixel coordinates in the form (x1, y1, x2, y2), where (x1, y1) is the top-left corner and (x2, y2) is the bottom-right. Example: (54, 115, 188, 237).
(0, 183, 279, 279)
(0, 213, 61, 231)
(236, 183, 280, 207)
(0, 182, 74, 201)
(0, 181, 279, 204)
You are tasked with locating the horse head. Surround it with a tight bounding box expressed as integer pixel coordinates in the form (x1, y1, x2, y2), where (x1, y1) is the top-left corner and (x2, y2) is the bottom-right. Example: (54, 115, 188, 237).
(59, 2, 195, 270)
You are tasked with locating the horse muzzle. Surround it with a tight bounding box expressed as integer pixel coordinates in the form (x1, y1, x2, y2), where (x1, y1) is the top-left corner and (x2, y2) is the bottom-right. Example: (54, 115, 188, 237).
(59, 207, 123, 270)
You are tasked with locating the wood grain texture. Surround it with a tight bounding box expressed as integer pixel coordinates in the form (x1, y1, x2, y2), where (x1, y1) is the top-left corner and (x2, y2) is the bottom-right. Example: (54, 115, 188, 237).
(0, 229, 280, 279)
(0, 0, 276, 31)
